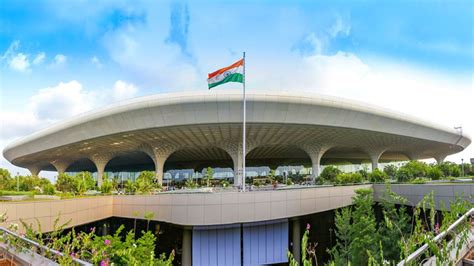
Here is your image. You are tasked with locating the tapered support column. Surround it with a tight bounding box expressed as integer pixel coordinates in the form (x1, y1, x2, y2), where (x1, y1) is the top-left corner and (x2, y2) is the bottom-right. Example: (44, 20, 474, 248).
(292, 218, 301, 263)
(90, 153, 115, 188)
(27, 165, 41, 177)
(217, 141, 256, 187)
(182, 228, 192, 266)
(434, 154, 447, 164)
(299, 144, 332, 180)
(140, 143, 178, 185)
(364, 148, 386, 172)
(51, 159, 72, 175)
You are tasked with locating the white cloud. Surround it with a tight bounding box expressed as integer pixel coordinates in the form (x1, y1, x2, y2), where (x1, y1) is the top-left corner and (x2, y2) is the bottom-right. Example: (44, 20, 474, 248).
(29, 81, 96, 121)
(247, 51, 473, 162)
(9, 53, 30, 72)
(328, 15, 351, 38)
(112, 80, 138, 101)
(91, 56, 102, 68)
(54, 54, 67, 65)
(1, 79, 139, 176)
(32, 52, 46, 65)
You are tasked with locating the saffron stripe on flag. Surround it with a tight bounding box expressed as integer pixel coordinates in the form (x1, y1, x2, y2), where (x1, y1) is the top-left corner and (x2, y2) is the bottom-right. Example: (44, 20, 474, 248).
(208, 59, 244, 79)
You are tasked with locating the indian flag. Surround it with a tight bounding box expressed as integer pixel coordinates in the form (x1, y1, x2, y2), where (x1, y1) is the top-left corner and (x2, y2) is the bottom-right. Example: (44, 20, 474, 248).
(208, 58, 244, 89)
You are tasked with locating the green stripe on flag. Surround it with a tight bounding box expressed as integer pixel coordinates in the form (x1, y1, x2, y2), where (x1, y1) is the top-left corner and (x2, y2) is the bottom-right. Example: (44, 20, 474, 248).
(208, 73, 243, 89)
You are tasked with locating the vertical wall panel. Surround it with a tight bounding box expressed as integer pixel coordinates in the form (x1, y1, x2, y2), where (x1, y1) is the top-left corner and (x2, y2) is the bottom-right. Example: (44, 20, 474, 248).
(243, 219, 289, 266)
(192, 224, 241, 266)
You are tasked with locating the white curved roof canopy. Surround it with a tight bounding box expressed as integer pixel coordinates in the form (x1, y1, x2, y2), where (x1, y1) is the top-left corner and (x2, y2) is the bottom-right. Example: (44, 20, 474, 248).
(3, 91, 470, 172)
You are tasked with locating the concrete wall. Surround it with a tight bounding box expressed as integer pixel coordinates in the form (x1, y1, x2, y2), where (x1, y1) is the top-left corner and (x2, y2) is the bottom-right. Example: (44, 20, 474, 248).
(0, 196, 113, 233)
(112, 185, 370, 226)
(0, 185, 370, 232)
(373, 184, 474, 210)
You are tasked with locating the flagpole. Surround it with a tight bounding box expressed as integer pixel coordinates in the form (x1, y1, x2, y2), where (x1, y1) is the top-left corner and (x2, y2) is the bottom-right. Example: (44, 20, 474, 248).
(242, 52, 246, 192)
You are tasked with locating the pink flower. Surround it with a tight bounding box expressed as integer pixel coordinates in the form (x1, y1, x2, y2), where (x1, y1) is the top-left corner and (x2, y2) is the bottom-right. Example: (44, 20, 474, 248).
(100, 260, 108, 266)
(434, 223, 440, 234)
(104, 239, 111, 246)
(70, 252, 76, 258)
(306, 223, 311, 230)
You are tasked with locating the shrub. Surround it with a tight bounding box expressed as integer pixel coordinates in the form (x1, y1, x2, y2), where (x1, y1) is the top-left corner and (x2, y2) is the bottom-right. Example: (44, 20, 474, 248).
(74, 171, 96, 190)
(136, 171, 155, 194)
(396, 168, 413, 182)
(185, 178, 197, 189)
(42, 183, 56, 195)
(124, 180, 136, 194)
(56, 173, 76, 193)
(410, 177, 427, 184)
(319, 166, 342, 183)
(100, 178, 113, 194)
(383, 165, 398, 178)
(402, 161, 429, 178)
(220, 180, 230, 188)
(0, 168, 14, 190)
(368, 169, 388, 183)
(336, 172, 364, 184)
(439, 162, 461, 177)
(426, 166, 443, 180)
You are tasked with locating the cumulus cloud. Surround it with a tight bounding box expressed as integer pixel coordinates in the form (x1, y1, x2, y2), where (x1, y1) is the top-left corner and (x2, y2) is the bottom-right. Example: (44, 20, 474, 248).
(29, 81, 96, 121)
(247, 50, 473, 162)
(1, 80, 138, 142)
(1, 41, 47, 72)
(112, 80, 138, 101)
(9, 53, 30, 72)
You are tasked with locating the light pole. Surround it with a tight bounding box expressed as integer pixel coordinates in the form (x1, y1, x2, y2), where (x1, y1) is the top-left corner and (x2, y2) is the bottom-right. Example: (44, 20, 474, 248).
(16, 172, 19, 191)
(461, 158, 464, 177)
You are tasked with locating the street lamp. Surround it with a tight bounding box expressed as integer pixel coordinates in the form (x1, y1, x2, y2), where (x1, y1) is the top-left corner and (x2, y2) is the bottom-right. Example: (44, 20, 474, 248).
(461, 158, 464, 177)
(16, 172, 19, 192)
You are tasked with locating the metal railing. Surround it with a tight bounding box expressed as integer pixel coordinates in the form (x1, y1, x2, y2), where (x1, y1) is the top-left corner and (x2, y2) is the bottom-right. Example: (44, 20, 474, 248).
(397, 207, 474, 266)
(0, 226, 92, 265)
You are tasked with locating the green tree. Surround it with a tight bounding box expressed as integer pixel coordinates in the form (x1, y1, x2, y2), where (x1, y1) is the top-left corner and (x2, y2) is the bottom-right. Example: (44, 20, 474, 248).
(377, 185, 411, 261)
(136, 171, 155, 194)
(205, 167, 214, 187)
(383, 164, 398, 179)
(439, 162, 461, 177)
(319, 166, 342, 183)
(74, 171, 95, 190)
(329, 207, 352, 265)
(0, 168, 14, 190)
(349, 189, 378, 265)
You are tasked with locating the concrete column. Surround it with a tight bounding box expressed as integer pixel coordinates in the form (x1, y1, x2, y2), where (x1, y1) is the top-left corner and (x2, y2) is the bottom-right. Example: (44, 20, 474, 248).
(434, 154, 447, 164)
(364, 148, 386, 172)
(140, 143, 177, 186)
(292, 218, 301, 263)
(50, 159, 72, 175)
(217, 141, 256, 187)
(370, 155, 380, 172)
(299, 144, 332, 180)
(90, 153, 115, 188)
(154, 157, 167, 185)
(182, 228, 192, 266)
(27, 165, 41, 177)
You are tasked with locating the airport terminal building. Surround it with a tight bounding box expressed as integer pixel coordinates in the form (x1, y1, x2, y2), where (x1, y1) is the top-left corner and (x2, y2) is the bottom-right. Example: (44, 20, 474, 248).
(2, 91, 471, 265)
(3, 91, 470, 185)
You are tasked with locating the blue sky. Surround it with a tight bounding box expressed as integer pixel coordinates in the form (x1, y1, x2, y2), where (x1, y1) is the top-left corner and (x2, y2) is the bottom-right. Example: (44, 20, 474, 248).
(1, 0, 473, 174)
